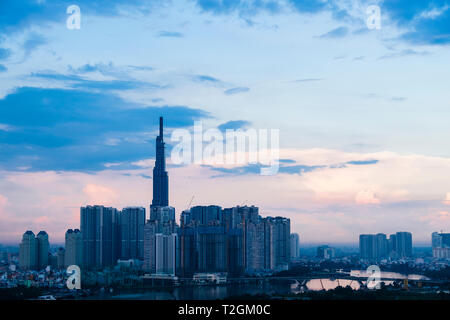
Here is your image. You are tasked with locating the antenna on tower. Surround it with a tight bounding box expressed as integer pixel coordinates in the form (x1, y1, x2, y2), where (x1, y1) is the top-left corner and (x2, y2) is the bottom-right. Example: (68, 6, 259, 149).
(159, 116, 163, 138)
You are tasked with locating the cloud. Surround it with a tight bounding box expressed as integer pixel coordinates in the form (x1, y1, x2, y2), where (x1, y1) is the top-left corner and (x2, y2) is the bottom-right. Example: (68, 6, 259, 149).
(384, 0, 450, 45)
(195, 0, 348, 20)
(68, 63, 154, 76)
(0, 0, 159, 34)
(0, 194, 7, 212)
(346, 160, 378, 166)
(1, 148, 450, 243)
(0, 48, 11, 60)
(0, 86, 209, 171)
(378, 49, 431, 60)
(416, 4, 450, 20)
(442, 192, 450, 205)
(224, 87, 250, 95)
(217, 120, 252, 131)
(205, 157, 379, 177)
(29, 71, 161, 91)
(158, 31, 184, 38)
(318, 26, 348, 39)
(191, 74, 222, 84)
(288, 0, 328, 14)
(195, 0, 282, 15)
(355, 190, 380, 205)
(69, 62, 116, 74)
(364, 93, 407, 102)
(293, 78, 324, 83)
(22, 32, 47, 60)
(83, 183, 118, 205)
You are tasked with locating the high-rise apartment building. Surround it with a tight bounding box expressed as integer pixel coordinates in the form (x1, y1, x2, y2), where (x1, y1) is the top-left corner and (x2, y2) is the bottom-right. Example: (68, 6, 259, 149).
(65, 229, 83, 267)
(36, 231, 49, 269)
(81, 205, 120, 268)
(19, 231, 37, 270)
(120, 207, 145, 260)
(395, 232, 413, 258)
(18, 230, 50, 270)
(290, 233, 300, 260)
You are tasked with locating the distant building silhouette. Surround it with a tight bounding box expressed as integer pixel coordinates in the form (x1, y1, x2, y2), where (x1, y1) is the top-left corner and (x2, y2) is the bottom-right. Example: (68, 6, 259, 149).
(18, 230, 49, 270)
(317, 245, 335, 259)
(290, 233, 300, 260)
(19, 231, 37, 270)
(395, 232, 412, 258)
(57, 247, 65, 269)
(360, 231, 412, 261)
(65, 229, 83, 267)
(432, 232, 450, 259)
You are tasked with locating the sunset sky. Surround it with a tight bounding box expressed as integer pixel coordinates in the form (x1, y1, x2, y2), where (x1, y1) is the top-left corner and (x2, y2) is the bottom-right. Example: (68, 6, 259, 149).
(1, 0, 450, 244)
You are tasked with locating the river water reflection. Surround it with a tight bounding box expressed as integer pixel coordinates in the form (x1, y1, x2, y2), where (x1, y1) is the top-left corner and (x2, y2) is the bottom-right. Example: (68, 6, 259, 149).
(89, 270, 429, 300)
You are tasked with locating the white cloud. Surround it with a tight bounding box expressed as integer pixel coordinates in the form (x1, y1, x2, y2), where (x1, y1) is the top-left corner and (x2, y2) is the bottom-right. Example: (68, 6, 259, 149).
(416, 5, 450, 20)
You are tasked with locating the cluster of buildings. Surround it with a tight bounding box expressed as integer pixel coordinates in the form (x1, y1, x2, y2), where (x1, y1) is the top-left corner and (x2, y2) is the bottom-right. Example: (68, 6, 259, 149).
(432, 232, 450, 259)
(14, 117, 450, 281)
(317, 245, 336, 259)
(18, 231, 49, 270)
(359, 232, 413, 261)
(17, 117, 292, 278)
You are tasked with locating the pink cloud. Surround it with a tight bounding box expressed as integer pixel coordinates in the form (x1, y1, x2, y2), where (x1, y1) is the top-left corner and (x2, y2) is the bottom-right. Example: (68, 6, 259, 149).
(82, 183, 118, 205)
(355, 190, 380, 205)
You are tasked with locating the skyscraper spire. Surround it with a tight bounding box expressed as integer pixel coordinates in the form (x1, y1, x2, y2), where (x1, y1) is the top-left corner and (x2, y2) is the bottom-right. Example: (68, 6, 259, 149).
(152, 116, 169, 207)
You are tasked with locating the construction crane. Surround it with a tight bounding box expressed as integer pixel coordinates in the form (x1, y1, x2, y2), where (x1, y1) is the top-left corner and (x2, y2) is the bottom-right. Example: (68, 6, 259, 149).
(186, 195, 195, 211)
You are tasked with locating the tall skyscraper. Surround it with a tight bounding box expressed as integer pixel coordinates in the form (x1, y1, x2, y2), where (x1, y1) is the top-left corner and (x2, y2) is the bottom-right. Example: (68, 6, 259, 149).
(264, 217, 291, 271)
(19, 231, 37, 270)
(144, 117, 179, 274)
(36, 231, 49, 269)
(290, 233, 300, 260)
(388, 233, 397, 255)
(121, 207, 146, 260)
(152, 116, 169, 208)
(359, 234, 378, 260)
(65, 229, 83, 267)
(81, 205, 120, 268)
(155, 233, 177, 275)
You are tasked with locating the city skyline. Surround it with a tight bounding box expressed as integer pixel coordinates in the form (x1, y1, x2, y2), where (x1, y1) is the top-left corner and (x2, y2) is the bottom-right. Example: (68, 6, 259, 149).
(1, 1, 450, 243)
(3, 116, 442, 248)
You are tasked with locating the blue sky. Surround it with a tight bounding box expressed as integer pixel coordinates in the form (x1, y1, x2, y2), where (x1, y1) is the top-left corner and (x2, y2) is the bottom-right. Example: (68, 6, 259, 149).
(1, 0, 450, 243)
